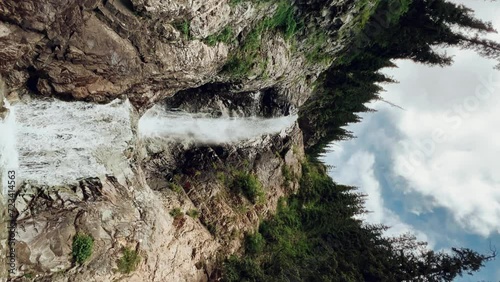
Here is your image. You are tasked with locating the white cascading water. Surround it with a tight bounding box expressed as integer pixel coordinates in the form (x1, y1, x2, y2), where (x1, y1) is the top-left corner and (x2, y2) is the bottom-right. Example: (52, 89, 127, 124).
(250, 91, 261, 117)
(138, 104, 297, 145)
(0, 99, 19, 196)
(1, 93, 296, 188)
(12, 98, 134, 186)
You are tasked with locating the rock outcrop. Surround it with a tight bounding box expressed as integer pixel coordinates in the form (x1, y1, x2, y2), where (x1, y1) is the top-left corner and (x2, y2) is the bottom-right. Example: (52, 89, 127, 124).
(5, 119, 304, 281)
(0, 0, 356, 110)
(0, 0, 358, 281)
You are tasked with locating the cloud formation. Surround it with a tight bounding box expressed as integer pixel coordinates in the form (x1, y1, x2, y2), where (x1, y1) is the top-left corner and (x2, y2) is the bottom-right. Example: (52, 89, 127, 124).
(323, 1, 500, 279)
(329, 148, 433, 243)
(378, 51, 500, 236)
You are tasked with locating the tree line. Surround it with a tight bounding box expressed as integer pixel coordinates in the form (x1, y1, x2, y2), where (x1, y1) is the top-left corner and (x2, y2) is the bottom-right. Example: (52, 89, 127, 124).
(223, 0, 499, 280)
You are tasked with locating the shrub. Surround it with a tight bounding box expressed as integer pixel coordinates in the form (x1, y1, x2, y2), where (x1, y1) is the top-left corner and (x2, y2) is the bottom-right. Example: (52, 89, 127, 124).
(117, 247, 141, 274)
(305, 30, 331, 64)
(223, 255, 264, 282)
(169, 208, 184, 219)
(174, 20, 191, 40)
(168, 182, 183, 194)
(216, 171, 228, 185)
(266, 1, 299, 40)
(245, 232, 265, 255)
(229, 0, 243, 6)
(186, 209, 200, 218)
(205, 26, 234, 46)
(282, 165, 292, 182)
(72, 233, 94, 264)
(222, 0, 299, 78)
(230, 171, 265, 204)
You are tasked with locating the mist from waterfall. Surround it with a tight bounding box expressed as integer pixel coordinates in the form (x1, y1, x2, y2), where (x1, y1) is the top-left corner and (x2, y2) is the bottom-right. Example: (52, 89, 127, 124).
(138, 104, 298, 145)
(0, 99, 19, 196)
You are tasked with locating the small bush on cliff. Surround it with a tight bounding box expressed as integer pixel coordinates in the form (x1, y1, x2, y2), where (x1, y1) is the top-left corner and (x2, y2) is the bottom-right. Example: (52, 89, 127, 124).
(266, 0, 298, 40)
(205, 26, 234, 46)
(187, 209, 200, 218)
(245, 232, 265, 255)
(169, 208, 184, 219)
(229, 0, 243, 6)
(230, 171, 265, 204)
(282, 165, 292, 182)
(223, 0, 299, 78)
(72, 233, 94, 264)
(223, 255, 264, 282)
(174, 20, 191, 40)
(117, 247, 141, 274)
(168, 182, 183, 194)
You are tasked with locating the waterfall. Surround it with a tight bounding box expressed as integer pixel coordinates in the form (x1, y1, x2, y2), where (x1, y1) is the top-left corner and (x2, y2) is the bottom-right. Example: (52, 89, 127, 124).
(250, 91, 261, 117)
(138, 104, 297, 145)
(0, 99, 19, 197)
(2, 96, 296, 187)
(12, 98, 134, 186)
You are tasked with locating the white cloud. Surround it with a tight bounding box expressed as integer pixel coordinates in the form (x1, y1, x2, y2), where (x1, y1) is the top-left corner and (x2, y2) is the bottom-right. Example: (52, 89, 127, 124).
(326, 150, 432, 244)
(322, 3, 500, 279)
(375, 27, 500, 236)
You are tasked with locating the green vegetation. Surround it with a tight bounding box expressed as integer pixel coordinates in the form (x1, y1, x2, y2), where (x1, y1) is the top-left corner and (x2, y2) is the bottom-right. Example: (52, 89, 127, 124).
(244, 232, 265, 255)
(304, 30, 330, 64)
(117, 247, 141, 274)
(282, 165, 292, 182)
(72, 233, 94, 264)
(186, 208, 200, 218)
(205, 26, 234, 46)
(222, 1, 500, 279)
(282, 164, 294, 189)
(230, 171, 265, 204)
(223, 158, 495, 281)
(174, 20, 191, 40)
(224, 255, 263, 281)
(169, 208, 184, 219)
(266, 1, 298, 40)
(168, 182, 183, 194)
(229, 0, 244, 6)
(223, 0, 299, 78)
(355, 0, 383, 33)
(216, 171, 228, 185)
(222, 22, 266, 78)
(300, 0, 500, 155)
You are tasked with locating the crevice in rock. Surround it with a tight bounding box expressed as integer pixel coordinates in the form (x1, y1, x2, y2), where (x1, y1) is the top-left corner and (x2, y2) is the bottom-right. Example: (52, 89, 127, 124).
(25, 66, 40, 94)
(164, 82, 293, 118)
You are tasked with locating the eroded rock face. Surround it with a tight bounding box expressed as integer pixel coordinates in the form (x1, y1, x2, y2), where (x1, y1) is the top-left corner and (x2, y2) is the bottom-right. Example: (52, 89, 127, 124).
(0, 0, 357, 280)
(0, 0, 230, 109)
(7, 123, 304, 282)
(164, 83, 294, 118)
(141, 122, 305, 255)
(0, 0, 355, 111)
(12, 173, 220, 282)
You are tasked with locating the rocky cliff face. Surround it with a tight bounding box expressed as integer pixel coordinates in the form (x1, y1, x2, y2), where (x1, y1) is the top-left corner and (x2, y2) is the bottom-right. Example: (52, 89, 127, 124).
(0, 0, 355, 281)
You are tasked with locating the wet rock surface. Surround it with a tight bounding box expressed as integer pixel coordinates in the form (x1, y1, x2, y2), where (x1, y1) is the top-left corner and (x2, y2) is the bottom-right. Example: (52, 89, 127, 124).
(164, 83, 294, 118)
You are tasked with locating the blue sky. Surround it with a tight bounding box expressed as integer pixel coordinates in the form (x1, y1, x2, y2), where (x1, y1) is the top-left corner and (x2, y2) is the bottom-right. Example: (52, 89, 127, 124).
(322, 1, 500, 280)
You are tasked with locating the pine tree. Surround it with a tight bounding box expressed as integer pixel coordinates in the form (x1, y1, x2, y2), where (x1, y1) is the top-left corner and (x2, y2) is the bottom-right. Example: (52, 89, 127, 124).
(373, 0, 500, 68)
